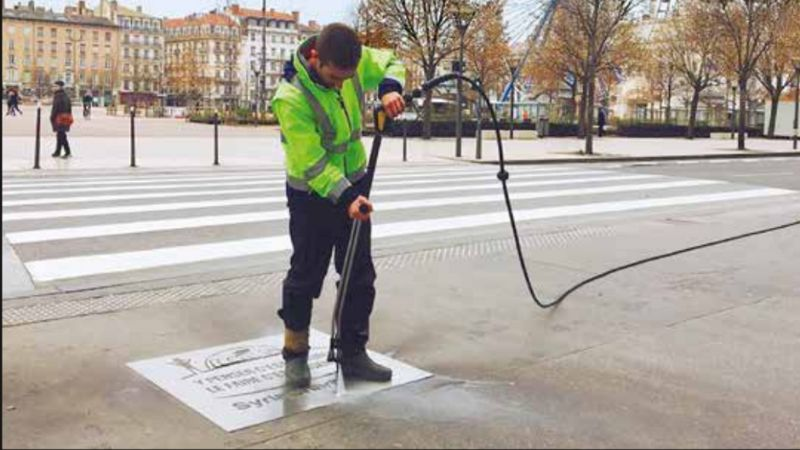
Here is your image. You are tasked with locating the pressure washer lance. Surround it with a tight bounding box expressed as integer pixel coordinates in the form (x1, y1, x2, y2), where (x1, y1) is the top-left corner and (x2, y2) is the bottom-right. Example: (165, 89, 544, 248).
(417, 73, 799, 309)
(327, 97, 415, 394)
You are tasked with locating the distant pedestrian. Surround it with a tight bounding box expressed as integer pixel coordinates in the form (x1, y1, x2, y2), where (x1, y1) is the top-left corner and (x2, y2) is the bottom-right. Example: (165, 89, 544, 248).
(598, 107, 607, 137)
(50, 81, 73, 159)
(82, 90, 93, 119)
(6, 89, 22, 116)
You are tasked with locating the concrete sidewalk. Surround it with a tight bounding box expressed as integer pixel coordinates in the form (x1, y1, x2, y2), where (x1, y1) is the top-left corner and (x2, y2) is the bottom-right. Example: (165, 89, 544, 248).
(3, 202, 799, 448)
(3, 110, 797, 172)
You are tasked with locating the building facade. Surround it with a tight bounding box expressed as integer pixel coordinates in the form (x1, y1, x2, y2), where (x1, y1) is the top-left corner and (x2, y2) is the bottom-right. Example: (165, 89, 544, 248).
(164, 12, 241, 110)
(2, 1, 120, 103)
(96, 0, 165, 107)
(223, 4, 320, 110)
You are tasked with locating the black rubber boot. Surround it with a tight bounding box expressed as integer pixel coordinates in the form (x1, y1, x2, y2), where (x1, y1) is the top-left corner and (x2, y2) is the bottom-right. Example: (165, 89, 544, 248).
(340, 350, 392, 382)
(284, 353, 311, 389)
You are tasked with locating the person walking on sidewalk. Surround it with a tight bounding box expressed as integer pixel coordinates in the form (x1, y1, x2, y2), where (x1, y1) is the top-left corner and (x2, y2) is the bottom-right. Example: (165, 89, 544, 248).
(272, 23, 406, 388)
(6, 88, 22, 116)
(82, 90, 93, 119)
(598, 107, 607, 138)
(50, 81, 74, 158)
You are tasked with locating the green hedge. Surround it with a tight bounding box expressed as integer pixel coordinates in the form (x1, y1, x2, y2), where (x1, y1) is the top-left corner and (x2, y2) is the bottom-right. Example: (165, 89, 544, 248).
(188, 111, 277, 126)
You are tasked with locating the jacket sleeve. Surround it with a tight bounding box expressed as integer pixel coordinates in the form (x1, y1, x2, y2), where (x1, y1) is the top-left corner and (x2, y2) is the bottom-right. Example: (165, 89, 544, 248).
(358, 47, 406, 94)
(273, 94, 355, 204)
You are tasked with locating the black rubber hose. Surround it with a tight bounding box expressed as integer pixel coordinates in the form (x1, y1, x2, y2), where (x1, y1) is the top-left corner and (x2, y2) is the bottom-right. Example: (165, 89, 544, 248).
(421, 73, 800, 309)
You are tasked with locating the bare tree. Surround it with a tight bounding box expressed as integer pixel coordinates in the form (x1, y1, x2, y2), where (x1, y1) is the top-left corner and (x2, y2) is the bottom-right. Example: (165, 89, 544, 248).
(371, 0, 460, 139)
(706, 0, 791, 149)
(559, 0, 641, 154)
(659, 1, 720, 138)
(753, 4, 797, 138)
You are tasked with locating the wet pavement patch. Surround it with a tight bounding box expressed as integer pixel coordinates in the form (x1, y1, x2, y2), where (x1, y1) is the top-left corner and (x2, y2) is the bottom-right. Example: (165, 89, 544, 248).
(128, 329, 431, 432)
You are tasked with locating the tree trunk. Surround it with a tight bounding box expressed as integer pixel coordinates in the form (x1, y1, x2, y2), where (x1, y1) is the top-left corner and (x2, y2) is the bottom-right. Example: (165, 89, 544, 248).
(423, 89, 433, 140)
(569, 82, 578, 123)
(666, 78, 673, 123)
(768, 92, 780, 138)
(687, 88, 700, 139)
(584, 76, 596, 155)
(421, 66, 436, 140)
(577, 78, 588, 139)
(738, 78, 747, 150)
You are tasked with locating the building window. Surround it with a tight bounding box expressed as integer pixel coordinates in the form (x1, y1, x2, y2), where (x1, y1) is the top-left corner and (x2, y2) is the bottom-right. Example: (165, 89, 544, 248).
(80, 30, 86, 41)
(93, 31, 99, 41)
(37, 27, 44, 37)
(106, 32, 112, 42)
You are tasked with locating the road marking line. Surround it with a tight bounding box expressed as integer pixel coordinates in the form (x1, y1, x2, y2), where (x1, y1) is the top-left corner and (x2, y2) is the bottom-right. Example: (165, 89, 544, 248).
(24, 188, 793, 281)
(2, 170, 606, 197)
(6, 180, 721, 243)
(3, 174, 654, 210)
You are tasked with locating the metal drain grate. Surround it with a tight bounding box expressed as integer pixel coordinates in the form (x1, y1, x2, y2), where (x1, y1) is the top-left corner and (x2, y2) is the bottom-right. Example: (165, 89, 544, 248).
(3, 226, 613, 327)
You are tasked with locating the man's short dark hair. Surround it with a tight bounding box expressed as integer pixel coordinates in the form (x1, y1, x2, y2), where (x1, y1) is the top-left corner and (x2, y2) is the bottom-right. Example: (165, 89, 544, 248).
(317, 23, 362, 70)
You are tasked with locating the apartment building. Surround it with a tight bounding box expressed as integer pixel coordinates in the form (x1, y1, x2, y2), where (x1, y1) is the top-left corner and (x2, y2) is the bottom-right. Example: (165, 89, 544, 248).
(96, 0, 165, 106)
(164, 12, 241, 110)
(2, 0, 120, 103)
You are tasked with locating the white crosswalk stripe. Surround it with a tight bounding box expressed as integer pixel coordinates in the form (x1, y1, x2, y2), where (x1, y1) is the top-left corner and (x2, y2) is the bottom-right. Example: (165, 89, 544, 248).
(2, 165, 795, 283)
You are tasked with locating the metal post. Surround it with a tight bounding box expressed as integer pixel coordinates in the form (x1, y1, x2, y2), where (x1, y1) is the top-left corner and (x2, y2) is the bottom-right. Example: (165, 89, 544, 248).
(455, 30, 465, 158)
(260, 0, 267, 116)
(509, 70, 515, 140)
(34, 102, 42, 169)
(402, 118, 408, 162)
(130, 106, 136, 167)
(793, 66, 799, 151)
(475, 83, 482, 160)
(214, 111, 220, 165)
(730, 86, 737, 140)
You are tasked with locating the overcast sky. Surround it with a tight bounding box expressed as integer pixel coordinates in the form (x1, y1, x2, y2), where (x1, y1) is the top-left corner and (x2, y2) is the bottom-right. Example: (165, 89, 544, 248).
(27, 0, 360, 25)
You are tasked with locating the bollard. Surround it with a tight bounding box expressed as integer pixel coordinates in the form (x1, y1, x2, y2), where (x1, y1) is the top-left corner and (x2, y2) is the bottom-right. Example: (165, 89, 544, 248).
(34, 101, 42, 169)
(130, 106, 137, 167)
(214, 110, 220, 166)
(401, 119, 408, 162)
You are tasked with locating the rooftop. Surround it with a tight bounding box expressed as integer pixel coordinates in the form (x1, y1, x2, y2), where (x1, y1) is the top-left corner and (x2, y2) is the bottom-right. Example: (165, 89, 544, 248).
(226, 4, 298, 22)
(4, 2, 118, 27)
(164, 12, 239, 29)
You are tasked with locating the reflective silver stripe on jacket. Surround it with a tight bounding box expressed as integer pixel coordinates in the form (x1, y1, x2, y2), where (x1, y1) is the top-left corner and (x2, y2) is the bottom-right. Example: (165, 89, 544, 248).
(287, 165, 367, 193)
(304, 154, 329, 180)
(327, 177, 352, 202)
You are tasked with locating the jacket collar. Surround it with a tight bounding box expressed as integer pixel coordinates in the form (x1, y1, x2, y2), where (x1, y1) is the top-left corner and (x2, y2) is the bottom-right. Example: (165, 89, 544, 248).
(292, 35, 335, 91)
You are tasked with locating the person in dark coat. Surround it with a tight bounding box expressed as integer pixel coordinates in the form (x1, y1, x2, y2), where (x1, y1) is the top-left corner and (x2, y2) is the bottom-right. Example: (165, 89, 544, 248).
(6, 89, 22, 116)
(82, 90, 93, 118)
(598, 107, 607, 137)
(50, 81, 73, 158)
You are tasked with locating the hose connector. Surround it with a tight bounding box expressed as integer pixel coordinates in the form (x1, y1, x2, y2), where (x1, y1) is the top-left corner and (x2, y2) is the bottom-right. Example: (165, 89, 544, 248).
(497, 170, 509, 182)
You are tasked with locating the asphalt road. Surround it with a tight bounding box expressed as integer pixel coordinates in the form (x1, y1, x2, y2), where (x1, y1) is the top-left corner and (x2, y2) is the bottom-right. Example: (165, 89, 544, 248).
(3, 158, 799, 448)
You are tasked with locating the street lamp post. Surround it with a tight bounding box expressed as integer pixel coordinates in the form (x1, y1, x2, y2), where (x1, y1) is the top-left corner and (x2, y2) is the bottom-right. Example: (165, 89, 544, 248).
(450, 1, 477, 159)
(260, 0, 267, 116)
(509, 64, 517, 140)
(475, 79, 482, 160)
(793, 59, 799, 151)
(731, 84, 737, 141)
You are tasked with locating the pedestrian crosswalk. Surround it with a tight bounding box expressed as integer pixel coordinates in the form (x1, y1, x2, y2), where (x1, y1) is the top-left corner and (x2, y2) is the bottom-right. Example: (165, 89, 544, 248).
(2, 164, 795, 284)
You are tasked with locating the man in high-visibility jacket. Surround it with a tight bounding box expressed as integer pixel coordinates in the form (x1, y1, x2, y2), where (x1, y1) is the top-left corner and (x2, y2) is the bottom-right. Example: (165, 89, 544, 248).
(272, 23, 406, 388)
